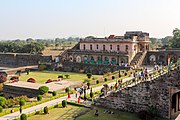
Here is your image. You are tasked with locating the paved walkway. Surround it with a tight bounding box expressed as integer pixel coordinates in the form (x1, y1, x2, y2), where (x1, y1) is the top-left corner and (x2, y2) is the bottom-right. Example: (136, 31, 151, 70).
(0, 77, 133, 120)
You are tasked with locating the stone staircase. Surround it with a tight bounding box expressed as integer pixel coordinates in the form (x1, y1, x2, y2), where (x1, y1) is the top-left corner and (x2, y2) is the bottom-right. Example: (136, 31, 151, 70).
(130, 51, 147, 68)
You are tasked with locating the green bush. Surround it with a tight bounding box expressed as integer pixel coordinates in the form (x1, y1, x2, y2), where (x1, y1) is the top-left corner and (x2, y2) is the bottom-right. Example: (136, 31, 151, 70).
(19, 99, 25, 106)
(37, 95, 42, 101)
(87, 73, 92, 79)
(96, 80, 99, 84)
(44, 106, 48, 114)
(0, 106, 3, 113)
(67, 101, 88, 107)
(90, 92, 94, 98)
(112, 76, 115, 79)
(104, 78, 107, 82)
(39, 86, 49, 95)
(20, 114, 27, 120)
(52, 91, 57, 96)
(0, 97, 7, 108)
(65, 87, 70, 93)
(58, 75, 63, 78)
(65, 74, 70, 79)
(62, 100, 67, 107)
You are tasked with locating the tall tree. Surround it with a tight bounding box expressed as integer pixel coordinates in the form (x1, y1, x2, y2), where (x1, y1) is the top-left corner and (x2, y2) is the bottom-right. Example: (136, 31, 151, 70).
(170, 28, 180, 48)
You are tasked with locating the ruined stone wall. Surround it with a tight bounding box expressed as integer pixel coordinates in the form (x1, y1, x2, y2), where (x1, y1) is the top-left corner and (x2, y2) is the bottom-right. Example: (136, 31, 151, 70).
(61, 61, 130, 75)
(0, 53, 52, 67)
(96, 68, 180, 119)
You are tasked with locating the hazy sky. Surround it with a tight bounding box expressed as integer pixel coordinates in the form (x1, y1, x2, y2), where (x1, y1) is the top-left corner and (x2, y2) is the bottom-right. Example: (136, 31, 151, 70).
(0, 0, 180, 40)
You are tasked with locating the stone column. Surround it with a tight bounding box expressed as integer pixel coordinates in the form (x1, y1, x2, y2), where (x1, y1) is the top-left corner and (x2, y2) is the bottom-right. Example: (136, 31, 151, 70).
(176, 93, 178, 112)
(179, 92, 180, 111)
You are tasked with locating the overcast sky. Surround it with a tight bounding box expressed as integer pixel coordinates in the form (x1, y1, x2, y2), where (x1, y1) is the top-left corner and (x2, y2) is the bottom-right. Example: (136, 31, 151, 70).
(0, 0, 180, 40)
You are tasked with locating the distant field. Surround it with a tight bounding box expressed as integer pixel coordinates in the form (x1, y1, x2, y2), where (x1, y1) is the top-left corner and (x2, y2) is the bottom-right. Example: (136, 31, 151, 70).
(18, 71, 102, 84)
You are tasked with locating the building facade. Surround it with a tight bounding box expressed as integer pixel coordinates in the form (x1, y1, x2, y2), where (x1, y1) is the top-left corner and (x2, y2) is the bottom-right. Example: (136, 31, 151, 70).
(60, 31, 150, 74)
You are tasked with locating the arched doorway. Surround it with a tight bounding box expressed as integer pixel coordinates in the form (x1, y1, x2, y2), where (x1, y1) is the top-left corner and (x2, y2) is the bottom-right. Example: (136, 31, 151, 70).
(159, 55, 165, 65)
(90, 56, 95, 64)
(111, 58, 116, 65)
(97, 56, 102, 64)
(171, 91, 180, 118)
(149, 54, 156, 65)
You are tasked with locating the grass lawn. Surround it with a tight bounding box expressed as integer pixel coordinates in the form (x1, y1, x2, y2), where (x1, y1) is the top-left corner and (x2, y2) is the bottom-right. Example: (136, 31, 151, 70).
(28, 105, 87, 120)
(17, 71, 102, 84)
(76, 106, 140, 120)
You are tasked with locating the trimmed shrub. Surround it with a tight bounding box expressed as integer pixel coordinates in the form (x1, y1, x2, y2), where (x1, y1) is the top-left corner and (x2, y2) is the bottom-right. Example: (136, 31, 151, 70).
(45, 79, 53, 84)
(52, 91, 57, 96)
(19, 99, 25, 106)
(37, 95, 42, 101)
(35, 110, 40, 115)
(104, 78, 107, 82)
(90, 92, 94, 98)
(65, 74, 70, 79)
(96, 80, 99, 84)
(44, 106, 48, 114)
(65, 87, 70, 93)
(20, 114, 27, 120)
(62, 100, 67, 107)
(0, 97, 7, 108)
(58, 75, 63, 78)
(54, 104, 58, 108)
(87, 73, 92, 79)
(39, 86, 49, 95)
(0, 106, 3, 113)
(112, 76, 115, 79)
(27, 78, 36, 83)
(25, 68, 30, 75)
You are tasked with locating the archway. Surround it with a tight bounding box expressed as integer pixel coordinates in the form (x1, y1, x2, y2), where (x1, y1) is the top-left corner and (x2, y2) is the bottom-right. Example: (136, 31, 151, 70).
(90, 56, 95, 64)
(97, 56, 102, 64)
(76, 56, 81, 63)
(104, 57, 109, 65)
(69, 55, 73, 62)
(171, 91, 180, 117)
(149, 54, 156, 65)
(159, 55, 165, 65)
(111, 58, 116, 65)
(83, 56, 88, 63)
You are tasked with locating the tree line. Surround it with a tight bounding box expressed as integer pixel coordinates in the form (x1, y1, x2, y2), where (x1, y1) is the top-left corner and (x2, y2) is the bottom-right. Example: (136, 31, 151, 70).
(150, 28, 180, 49)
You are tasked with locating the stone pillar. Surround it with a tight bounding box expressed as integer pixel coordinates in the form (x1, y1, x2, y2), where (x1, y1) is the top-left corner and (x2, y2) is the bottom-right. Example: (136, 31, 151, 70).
(176, 93, 178, 112)
(179, 93, 180, 111)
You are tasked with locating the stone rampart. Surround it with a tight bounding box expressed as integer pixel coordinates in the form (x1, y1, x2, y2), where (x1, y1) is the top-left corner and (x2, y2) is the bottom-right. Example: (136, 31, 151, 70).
(96, 68, 180, 119)
(0, 53, 52, 67)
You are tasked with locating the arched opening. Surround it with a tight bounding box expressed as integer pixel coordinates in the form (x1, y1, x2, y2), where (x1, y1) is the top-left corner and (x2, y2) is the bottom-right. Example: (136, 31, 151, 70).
(76, 56, 81, 63)
(97, 56, 102, 64)
(111, 58, 116, 65)
(171, 91, 180, 117)
(159, 55, 165, 65)
(90, 56, 95, 64)
(117, 45, 120, 51)
(103, 45, 106, 51)
(90, 44, 93, 50)
(69, 56, 73, 62)
(104, 57, 109, 65)
(83, 56, 88, 63)
(149, 54, 156, 65)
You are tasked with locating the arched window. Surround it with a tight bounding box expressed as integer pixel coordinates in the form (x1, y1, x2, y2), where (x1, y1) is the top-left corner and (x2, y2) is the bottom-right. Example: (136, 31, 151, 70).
(117, 45, 120, 51)
(110, 45, 112, 50)
(125, 45, 128, 51)
(103, 45, 106, 51)
(90, 44, 92, 50)
(96, 44, 99, 50)
(83, 44, 85, 50)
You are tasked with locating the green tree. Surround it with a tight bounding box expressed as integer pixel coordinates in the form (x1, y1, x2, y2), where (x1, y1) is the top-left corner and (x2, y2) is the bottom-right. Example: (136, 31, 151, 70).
(170, 28, 180, 48)
(39, 86, 49, 95)
(0, 97, 6, 108)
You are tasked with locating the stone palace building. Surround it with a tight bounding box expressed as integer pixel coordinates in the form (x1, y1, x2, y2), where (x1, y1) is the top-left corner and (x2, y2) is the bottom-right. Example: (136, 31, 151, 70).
(60, 31, 150, 74)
